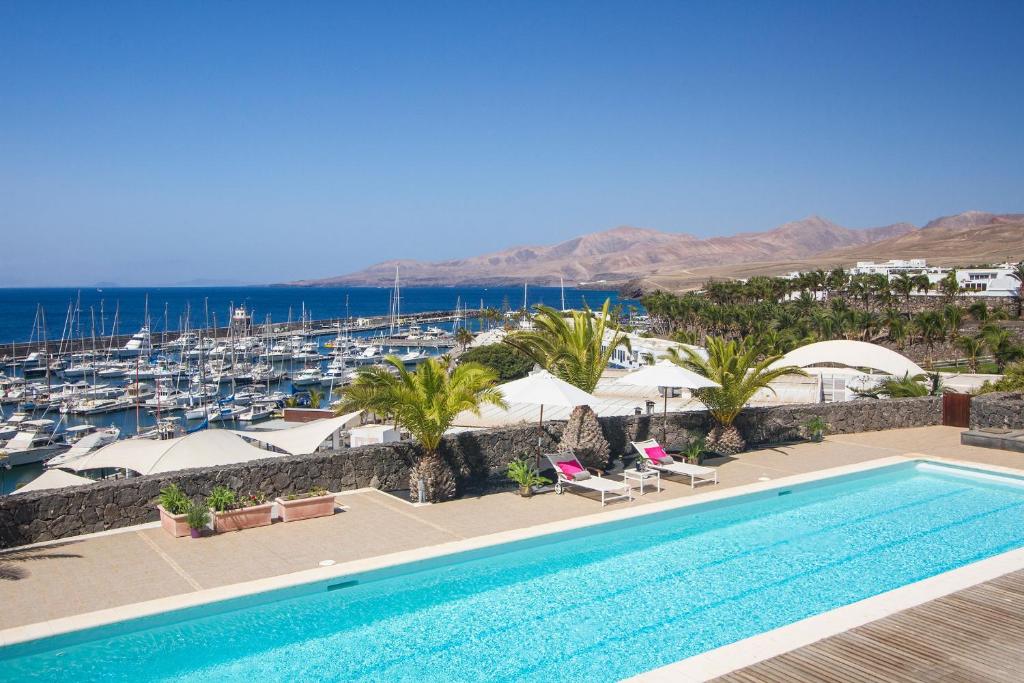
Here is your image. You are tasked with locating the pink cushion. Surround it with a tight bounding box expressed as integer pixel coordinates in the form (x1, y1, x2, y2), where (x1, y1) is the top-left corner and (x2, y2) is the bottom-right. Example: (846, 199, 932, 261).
(556, 461, 584, 478)
(644, 446, 668, 462)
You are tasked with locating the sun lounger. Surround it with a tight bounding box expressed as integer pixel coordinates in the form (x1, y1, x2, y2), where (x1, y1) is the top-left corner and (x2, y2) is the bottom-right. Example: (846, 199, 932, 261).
(631, 439, 718, 488)
(544, 451, 632, 506)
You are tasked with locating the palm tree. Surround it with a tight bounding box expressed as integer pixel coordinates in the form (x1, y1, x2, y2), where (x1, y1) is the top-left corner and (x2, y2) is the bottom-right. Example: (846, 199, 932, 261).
(504, 298, 630, 393)
(860, 372, 929, 398)
(942, 304, 963, 338)
(307, 388, 324, 409)
(980, 324, 1024, 372)
(337, 356, 506, 502)
(891, 272, 914, 303)
(912, 311, 945, 365)
(955, 335, 983, 373)
(1010, 262, 1024, 318)
(825, 268, 848, 299)
(967, 300, 990, 323)
(938, 270, 961, 301)
(668, 336, 806, 455)
(454, 327, 474, 351)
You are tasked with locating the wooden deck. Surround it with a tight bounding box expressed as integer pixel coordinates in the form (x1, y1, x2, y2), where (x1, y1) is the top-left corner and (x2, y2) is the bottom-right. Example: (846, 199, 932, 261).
(714, 569, 1024, 682)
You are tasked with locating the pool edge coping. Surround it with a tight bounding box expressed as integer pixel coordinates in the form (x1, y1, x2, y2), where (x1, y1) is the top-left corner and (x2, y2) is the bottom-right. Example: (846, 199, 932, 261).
(0, 453, 1019, 656)
(627, 452, 1024, 682)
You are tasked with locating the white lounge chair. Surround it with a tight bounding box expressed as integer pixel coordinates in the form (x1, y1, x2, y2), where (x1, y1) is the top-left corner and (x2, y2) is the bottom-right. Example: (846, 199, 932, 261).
(631, 439, 718, 488)
(544, 451, 632, 506)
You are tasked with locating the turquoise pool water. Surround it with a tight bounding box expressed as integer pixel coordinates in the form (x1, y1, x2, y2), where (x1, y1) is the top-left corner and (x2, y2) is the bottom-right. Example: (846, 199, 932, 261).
(3, 461, 1024, 681)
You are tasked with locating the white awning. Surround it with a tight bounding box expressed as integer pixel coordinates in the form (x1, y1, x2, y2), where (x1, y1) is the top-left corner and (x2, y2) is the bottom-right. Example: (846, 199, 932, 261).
(232, 411, 363, 455)
(770, 340, 925, 377)
(13, 468, 94, 494)
(68, 429, 284, 476)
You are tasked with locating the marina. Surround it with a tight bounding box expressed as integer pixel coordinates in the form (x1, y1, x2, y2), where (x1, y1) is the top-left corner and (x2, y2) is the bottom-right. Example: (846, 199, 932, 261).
(0, 284, 621, 494)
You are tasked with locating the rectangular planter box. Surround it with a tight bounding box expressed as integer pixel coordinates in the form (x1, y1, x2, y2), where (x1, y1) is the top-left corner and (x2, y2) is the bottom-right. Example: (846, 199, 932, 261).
(157, 505, 190, 538)
(212, 502, 274, 532)
(275, 493, 337, 522)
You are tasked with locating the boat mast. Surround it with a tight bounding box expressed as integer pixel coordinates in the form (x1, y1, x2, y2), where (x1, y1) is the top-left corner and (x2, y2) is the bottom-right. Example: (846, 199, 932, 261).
(40, 305, 51, 398)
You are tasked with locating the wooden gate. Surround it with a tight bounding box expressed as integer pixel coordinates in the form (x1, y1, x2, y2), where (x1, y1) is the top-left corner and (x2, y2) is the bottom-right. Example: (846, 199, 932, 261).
(942, 393, 971, 428)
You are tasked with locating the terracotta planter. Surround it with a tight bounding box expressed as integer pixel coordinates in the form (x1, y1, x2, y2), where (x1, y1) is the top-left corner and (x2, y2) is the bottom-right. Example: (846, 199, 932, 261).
(212, 502, 274, 532)
(275, 494, 337, 522)
(158, 505, 190, 538)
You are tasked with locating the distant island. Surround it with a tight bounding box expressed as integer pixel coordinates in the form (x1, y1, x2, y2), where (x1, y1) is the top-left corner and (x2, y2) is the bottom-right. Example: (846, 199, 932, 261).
(287, 211, 1024, 294)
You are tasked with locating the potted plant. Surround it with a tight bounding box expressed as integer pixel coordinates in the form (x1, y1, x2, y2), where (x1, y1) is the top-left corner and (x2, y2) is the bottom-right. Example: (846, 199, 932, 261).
(208, 486, 274, 532)
(804, 416, 828, 442)
(186, 501, 209, 539)
(157, 483, 192, 537)
(275, 486, 337, 522)
(681, 436, 706, 465)
(507, 456, 551, 498)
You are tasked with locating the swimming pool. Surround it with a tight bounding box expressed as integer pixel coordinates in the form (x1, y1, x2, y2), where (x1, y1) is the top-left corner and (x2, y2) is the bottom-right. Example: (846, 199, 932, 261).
(2, 460, 1024, 681)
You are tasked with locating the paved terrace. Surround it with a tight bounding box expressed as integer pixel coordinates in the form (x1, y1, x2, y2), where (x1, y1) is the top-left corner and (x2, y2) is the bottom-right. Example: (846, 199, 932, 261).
(2, 426, 1024, 678)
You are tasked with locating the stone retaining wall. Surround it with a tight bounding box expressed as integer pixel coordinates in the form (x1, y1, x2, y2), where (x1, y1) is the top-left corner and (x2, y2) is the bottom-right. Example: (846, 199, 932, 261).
(970, 392, 1024, 430)
(0, 397, 942, 548)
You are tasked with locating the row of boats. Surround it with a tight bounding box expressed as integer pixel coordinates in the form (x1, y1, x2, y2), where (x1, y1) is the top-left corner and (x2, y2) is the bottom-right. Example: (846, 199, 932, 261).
(1, 310, 461, 470)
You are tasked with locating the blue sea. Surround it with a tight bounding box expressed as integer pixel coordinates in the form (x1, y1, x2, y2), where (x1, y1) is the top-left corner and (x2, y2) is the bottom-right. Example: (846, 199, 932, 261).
(0, 286, 626, 344)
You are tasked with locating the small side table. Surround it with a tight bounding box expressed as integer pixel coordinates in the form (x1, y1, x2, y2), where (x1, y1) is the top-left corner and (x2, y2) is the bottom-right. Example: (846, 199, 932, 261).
(623, 468, 661, 495)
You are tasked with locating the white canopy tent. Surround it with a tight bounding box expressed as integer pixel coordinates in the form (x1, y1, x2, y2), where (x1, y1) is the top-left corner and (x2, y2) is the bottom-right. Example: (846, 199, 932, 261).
(68, 429, 283, 476)
(13, 468, 94, 494)
(770, 340, 926, 377)
(232, 411, 362, 455)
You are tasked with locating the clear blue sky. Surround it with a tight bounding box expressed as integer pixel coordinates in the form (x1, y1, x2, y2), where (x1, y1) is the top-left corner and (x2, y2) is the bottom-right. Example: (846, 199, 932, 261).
(1, 1, 1022, 286)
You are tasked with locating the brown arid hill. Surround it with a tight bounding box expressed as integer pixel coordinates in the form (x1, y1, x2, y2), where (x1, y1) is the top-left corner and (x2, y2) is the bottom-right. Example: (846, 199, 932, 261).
(290, 211, 1022, 292)
(292, 215, 918, 288)
(617, 213, 1024, 295)
(822, 214, 1024, 264)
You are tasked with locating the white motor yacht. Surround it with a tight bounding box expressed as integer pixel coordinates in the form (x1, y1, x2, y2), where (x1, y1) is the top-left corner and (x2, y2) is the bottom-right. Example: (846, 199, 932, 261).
(291, 367, 322, 387)
(118, 326, 153, 358)
(1, 419, 67, 466)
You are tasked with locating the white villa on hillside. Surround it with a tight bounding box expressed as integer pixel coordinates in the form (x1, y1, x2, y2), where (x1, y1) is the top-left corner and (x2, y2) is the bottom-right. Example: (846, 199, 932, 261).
(803, 259, 1022, 298)
(851, 259, 929, 276)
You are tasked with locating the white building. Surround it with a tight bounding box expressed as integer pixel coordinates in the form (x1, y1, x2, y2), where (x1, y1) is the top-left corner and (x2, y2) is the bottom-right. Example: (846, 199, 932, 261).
(850, 259, 928, 276)
(848, 260, 1020, 298)
(949, 266, 1020, 297)
(604, 331, 705, 370)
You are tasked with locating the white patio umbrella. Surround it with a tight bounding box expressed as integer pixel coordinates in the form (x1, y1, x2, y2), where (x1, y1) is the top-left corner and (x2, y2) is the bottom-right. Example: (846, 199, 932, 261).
(498, 370, 597, 461)
(619, 360, 720, 442)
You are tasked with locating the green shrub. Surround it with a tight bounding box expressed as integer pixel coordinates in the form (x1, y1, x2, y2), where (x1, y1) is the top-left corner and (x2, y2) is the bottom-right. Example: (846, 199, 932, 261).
(185, 501, 210, 530)
(285, 486, 330, 501)
(681, 436, 706, 464)
(804, 416, 828, 441)
(977, 361, 1024, 394)
(507, 456, 551, 492)
(459, 344, 534, 381)
(158, 483, 190, 515)
(207, 485, 237, 512)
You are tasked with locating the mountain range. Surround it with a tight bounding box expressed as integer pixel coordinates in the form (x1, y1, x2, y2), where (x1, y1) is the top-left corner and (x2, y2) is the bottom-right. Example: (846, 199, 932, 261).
(292, 211, 1024, 292)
